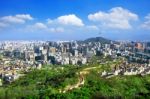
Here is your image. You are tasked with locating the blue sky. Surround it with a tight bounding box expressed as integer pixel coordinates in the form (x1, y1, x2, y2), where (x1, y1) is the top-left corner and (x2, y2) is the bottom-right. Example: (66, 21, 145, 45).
(0, 0, 150, 41)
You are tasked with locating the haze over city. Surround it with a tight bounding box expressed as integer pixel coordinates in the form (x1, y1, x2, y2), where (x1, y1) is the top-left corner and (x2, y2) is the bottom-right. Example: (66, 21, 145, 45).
(0, 0, 150, 41)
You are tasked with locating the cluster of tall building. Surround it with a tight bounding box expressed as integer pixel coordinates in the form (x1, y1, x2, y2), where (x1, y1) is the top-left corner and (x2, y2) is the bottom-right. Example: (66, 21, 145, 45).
(0, 39, 150, 84)
(0, 40, 150, 65)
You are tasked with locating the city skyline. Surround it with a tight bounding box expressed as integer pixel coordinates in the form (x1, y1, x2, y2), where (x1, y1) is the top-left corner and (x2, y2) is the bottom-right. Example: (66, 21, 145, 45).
(0, 0, 150, 41)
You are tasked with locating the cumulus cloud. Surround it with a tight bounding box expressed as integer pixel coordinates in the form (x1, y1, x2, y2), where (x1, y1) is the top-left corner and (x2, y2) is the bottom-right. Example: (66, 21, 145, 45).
(0, 22, 8, 28)
(27, 14, 99, 34)
(47, 19, 53, 24)
(33, 22, 47, 29)
(26, 22, 64, 33)
(86, 25, 99, 30)
(141, 14, 150, 29)
(57, 14, 84, 26)
(47, 14, 84, 27)
(49, 27, 64, 33)
(88, 7, 138, 29)
(0, 14, 33, 24)
(23, 14, 84, 33)
(15, 14, 33, 20)
(0, 14, 33, 30)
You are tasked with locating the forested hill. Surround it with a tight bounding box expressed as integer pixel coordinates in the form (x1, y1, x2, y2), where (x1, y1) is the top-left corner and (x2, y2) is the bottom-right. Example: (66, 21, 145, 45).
(78, 37, 111, 44)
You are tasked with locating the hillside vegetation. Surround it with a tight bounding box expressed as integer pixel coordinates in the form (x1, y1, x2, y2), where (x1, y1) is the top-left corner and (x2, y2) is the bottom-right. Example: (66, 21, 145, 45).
(1, 62, 150, 99)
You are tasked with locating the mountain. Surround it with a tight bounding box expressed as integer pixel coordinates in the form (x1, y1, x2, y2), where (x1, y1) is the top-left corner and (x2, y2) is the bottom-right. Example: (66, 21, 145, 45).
(83, 37, 111, 44)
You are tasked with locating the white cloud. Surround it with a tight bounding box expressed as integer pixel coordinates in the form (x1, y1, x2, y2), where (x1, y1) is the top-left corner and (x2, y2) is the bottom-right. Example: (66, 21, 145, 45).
(86, 25, 99, 30)
(33, 22, 47, 29)
(15, 14, 33, 20)
(55, 27, 64, 32)
(0, 22, 8, 28)
(57, 14, 84, 26)
(88, 7, 138, 29)
(145, 14, 150, 20)
(141, 14, 150, 29)
(47, 19, 53, 24)
(26, 22, 64, 33)
(49, 27, 64, 33)
(46, 14, 99, 33)
(48, 14, 84, 27)
(0, 14, 33, 24)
